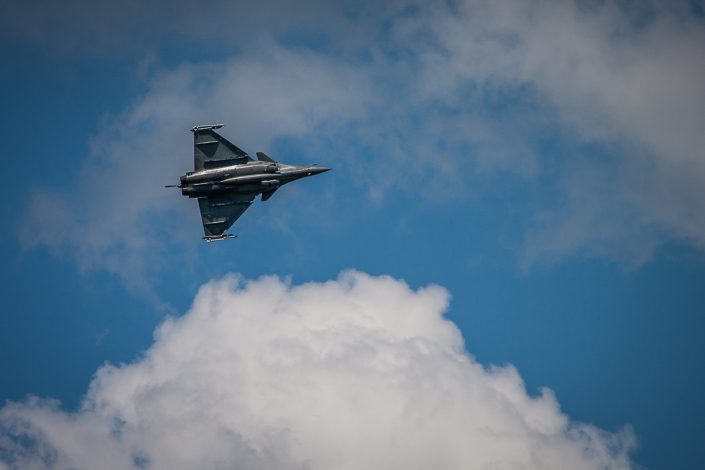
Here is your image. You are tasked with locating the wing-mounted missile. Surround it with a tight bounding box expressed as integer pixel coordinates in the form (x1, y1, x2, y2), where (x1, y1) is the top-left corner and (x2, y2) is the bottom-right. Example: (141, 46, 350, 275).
(203, 233, 238, 242)
(191, 124, 224, 132)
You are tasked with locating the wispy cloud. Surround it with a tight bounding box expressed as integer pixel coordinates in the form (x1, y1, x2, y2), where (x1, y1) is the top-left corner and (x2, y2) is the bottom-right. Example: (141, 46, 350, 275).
(18, 0, 705, 284)
(0, 271, 635, 469)
(19, 47, 376, 293)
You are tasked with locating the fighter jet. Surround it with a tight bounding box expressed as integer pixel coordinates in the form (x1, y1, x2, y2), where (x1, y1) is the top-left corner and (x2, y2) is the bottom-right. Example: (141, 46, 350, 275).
(167, 124, 330, 241)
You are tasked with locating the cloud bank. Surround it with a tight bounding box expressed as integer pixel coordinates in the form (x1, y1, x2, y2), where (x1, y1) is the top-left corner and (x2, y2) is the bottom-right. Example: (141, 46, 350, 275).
(0, 271, 634, 469)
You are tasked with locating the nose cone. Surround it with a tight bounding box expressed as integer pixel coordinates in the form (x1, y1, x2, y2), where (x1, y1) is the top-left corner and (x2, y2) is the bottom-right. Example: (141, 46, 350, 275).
(308, 166, 331, 175)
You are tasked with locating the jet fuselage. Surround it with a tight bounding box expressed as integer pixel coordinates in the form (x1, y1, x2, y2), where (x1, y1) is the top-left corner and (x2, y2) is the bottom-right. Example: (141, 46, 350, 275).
(179, 160, 329, 198)
(171, 124, 330, 241)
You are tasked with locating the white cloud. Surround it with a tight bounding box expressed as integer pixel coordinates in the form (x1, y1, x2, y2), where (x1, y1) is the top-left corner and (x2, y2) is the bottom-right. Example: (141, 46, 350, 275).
(386, 0, 705, 263)
(0, 271, 634, 469)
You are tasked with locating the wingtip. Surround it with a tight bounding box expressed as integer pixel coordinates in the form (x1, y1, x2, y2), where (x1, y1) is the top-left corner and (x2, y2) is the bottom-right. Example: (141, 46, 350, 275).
(191, 124, 225, 132)
(203, 233, 238, 242)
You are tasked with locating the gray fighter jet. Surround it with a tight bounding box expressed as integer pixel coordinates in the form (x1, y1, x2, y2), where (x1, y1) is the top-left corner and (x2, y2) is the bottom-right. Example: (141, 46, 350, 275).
(167, 124, 330, 241)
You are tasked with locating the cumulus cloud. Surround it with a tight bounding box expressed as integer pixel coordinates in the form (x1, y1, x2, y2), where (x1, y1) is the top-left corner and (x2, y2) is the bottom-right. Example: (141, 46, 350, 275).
(19, 0, 705, 281)
(0, 271, 634, 469)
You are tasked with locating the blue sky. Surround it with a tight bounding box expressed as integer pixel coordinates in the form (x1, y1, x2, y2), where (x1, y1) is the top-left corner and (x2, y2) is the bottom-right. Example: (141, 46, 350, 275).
(1, 1, 705, 469)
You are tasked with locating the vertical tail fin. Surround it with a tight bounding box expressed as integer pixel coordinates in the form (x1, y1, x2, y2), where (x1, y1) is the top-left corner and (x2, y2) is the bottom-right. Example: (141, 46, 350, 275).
(256, 152, 275, 163)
